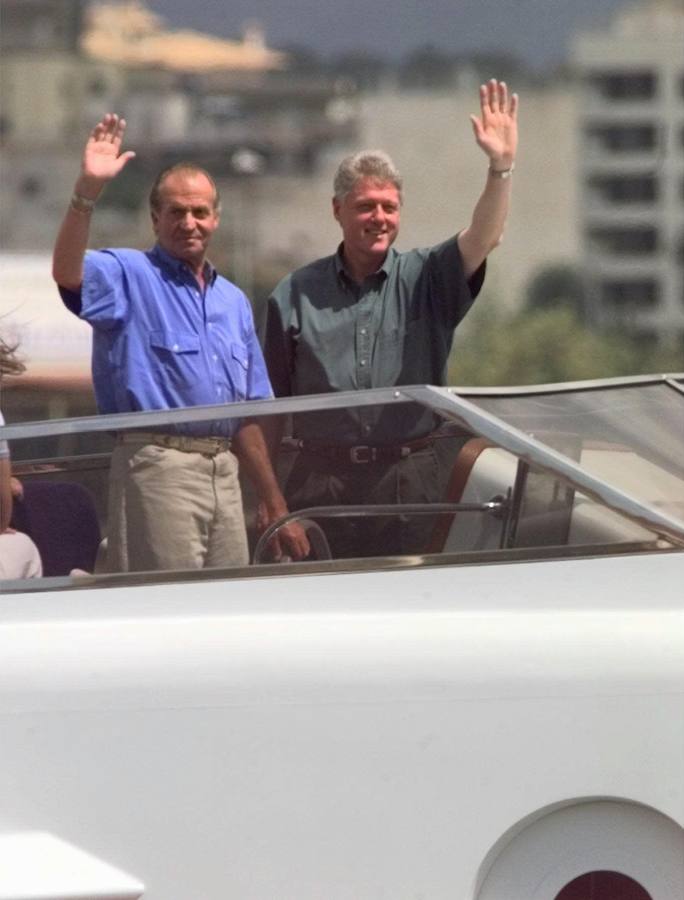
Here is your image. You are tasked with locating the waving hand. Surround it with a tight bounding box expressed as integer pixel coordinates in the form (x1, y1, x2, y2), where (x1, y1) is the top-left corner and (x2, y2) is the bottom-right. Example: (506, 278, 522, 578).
(82, 113, 136, 185)
(53, 113, 136, 291)
(470, 79, 518, 169)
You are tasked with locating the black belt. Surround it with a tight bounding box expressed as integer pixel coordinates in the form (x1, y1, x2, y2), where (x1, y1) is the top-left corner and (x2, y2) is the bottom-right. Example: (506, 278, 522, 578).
(294, 435, 435, 465)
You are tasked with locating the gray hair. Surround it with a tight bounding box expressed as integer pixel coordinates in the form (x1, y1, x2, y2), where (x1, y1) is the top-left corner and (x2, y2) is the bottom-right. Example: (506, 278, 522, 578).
(333, 150, 403, 202)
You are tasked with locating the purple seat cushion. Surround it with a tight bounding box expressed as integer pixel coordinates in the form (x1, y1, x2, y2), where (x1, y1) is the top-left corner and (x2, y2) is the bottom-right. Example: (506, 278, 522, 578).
(10, 481, 101, 577)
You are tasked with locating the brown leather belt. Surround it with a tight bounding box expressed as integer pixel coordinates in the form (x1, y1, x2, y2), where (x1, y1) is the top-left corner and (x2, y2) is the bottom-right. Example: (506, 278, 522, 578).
(295, 434, 435, 464)
(117, 431, 232, 456)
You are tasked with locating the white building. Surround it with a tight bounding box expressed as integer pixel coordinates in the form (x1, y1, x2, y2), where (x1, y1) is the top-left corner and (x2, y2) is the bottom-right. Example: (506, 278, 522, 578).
(571, 0, 684, 340)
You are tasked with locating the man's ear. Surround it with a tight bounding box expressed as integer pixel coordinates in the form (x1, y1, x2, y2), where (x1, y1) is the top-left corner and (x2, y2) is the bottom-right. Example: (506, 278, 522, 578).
(332, 196, 341, 224)
(150, 209, 159, 234)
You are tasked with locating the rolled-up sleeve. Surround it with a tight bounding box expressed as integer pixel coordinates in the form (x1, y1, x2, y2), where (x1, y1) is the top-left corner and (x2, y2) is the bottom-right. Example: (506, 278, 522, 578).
(426, 236, 486, 329)
(78, 250, 130, 330)
(244, 324, 273, 401)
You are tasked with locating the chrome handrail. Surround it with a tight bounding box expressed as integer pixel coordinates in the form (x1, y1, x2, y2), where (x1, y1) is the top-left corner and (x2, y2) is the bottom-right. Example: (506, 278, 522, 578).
(253, 499, 507, 565)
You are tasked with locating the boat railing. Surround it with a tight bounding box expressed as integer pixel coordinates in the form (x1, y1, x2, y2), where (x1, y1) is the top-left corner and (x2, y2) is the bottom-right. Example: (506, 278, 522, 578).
(253, 498, 510, 564)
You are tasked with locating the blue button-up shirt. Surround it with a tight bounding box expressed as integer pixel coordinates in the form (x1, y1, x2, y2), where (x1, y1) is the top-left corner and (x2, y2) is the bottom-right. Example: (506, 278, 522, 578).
(60, 245, 272, 436)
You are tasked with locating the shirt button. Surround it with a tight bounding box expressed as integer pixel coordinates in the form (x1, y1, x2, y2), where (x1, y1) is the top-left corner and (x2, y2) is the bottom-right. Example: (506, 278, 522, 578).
(212, 354, 218, 361)
(172, 344, 179, 352)
(360, 328, 367, 335)
(360, 360, 366, 367)
(364, 425, 371, 433)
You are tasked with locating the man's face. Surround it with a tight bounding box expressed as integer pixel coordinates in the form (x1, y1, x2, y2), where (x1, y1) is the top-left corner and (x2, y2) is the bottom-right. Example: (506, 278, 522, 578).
(333, 177, 401, 263)
(151, 170, 220, 267)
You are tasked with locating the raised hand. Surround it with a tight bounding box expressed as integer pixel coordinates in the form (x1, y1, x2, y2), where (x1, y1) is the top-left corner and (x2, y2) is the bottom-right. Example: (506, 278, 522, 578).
(81, 113, 136, 187)
(470, 79, 518, 169)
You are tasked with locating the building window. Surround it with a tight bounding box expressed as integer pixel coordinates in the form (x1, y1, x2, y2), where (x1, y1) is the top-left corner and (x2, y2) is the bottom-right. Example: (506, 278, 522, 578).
(601, 279, 660, 308)
(587, 71, 657, 101)
(587, 226, 658, 256)
(554, 870, 652, 900)
(586, 124, 658, 153)
(586, 173, 658, 204)
(20, 176, 44, 198)
(88, 78, 109, 99)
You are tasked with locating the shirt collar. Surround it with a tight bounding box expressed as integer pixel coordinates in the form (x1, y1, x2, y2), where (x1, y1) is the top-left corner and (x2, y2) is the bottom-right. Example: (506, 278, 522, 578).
(334, 243, 396, 286)
(150, 244, 217, 285)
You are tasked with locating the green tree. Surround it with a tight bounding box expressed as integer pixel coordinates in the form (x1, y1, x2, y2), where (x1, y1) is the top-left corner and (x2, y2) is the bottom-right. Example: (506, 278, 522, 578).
(449, 306, 684, 386)
(526, 264, 587, 319)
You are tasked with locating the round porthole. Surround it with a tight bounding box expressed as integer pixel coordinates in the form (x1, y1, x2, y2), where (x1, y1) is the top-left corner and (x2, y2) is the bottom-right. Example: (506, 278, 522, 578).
(554, 870, 653, 900)
(474, 800, 684, 900)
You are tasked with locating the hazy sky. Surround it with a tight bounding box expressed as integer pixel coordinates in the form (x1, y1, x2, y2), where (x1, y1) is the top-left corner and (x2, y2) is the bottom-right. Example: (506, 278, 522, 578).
(147, 0, 636, 69)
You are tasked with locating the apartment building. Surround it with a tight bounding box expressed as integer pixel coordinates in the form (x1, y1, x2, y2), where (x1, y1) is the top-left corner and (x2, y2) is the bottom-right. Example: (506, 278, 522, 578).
(571, 0, 684, 340)
(0, 0, 358, 253)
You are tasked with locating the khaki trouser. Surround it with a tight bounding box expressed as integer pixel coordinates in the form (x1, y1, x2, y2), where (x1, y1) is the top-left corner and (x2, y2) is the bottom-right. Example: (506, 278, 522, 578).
(106, 442, 249, 573)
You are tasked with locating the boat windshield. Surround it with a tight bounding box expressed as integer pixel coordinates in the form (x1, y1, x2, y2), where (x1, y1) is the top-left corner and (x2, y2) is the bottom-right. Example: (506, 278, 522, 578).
(1, 375, 682, 592)
(462, 378, 684, 526)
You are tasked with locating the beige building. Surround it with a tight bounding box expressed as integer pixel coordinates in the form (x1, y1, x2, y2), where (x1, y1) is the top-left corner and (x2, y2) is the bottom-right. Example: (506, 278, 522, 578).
(6, 0, 681, 338)
(571, 0, 684, 339)
(82, 0, 285, 72)
(0, 0, 356, 253)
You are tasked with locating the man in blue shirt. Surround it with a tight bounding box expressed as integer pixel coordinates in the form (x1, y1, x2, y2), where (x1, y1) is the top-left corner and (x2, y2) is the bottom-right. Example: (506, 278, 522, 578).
(53, 113, 308, 572)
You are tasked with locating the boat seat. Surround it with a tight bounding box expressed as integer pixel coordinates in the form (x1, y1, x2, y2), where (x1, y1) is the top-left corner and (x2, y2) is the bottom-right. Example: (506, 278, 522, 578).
(427, 438, 516, 554)
(9, 481, 102, 577)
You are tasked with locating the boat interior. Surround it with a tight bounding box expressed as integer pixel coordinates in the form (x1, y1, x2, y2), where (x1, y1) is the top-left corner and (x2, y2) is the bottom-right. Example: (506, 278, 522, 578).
(2, 375, 683, 593)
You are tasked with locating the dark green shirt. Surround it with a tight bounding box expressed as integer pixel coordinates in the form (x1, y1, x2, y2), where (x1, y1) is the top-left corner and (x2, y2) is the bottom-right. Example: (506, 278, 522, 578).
(261, 236, 485, 445)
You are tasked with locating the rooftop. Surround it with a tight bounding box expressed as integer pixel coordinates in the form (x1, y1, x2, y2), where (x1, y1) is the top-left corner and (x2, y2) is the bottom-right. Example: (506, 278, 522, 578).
(82, 0, 286, 72)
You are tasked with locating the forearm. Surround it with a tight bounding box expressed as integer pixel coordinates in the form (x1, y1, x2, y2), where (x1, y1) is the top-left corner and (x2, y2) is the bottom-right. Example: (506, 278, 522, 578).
(258, 414, 286, 464)
(52, 175, 104, 291)
(53, 114, 135, 291)
(458, 170, 513, 276)
(460, 79, 518, 277)
(233, 420, 288, 517)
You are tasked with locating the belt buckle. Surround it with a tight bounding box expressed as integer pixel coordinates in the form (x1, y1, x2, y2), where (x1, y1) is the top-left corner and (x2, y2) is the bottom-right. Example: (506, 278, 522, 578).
(349, 445, 374, 464)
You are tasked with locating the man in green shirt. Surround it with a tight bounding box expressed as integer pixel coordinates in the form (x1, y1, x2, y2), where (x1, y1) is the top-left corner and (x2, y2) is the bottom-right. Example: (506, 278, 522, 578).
(260, 79, 518, 559)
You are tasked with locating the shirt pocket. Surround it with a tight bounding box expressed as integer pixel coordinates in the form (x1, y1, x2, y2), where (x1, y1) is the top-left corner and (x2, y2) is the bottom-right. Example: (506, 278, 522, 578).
(228, 341, 249, 400)
(374, 326, 404, 384)
(149, 330, 202, 394)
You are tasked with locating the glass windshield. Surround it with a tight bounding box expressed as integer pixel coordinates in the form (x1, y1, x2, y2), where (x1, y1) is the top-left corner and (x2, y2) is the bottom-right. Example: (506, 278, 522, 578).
(1, 379, 680, 592)
(465, 381, 684, 526)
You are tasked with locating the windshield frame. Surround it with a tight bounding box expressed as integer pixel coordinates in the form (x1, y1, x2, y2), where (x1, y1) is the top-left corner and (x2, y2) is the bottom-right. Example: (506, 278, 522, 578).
(2, 375, 684, 547)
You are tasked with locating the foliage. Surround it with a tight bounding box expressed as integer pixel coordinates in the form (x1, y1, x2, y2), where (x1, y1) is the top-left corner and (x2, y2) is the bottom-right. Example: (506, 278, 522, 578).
(449, 306, 684, 387)
(525, 264, 587, 318)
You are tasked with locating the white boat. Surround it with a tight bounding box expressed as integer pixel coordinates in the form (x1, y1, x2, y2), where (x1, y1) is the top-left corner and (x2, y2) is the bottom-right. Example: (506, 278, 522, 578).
(1, 376, 683, 900)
